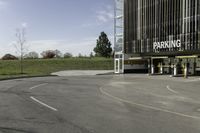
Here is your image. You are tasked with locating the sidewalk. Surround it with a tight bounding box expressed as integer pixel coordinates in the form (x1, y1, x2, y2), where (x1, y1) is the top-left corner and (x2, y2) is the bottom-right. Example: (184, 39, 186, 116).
(122, 74, 200, 82)
(52, 70, 114, 76)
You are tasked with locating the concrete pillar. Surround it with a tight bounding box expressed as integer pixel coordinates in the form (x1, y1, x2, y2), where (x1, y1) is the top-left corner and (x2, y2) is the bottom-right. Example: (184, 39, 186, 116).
(194, 60, 197, 75)
(160, 62, 163, 74)
(148, 59, 151, 74)
(190, 63, 194, 75)
(151, 65, 154, 74)
(174, 64, 177, 76)
(169, 58, 172, 74)
(184, 63, 188, 78)
(151, 59, 154, 74)
(192, 58, 196, 75)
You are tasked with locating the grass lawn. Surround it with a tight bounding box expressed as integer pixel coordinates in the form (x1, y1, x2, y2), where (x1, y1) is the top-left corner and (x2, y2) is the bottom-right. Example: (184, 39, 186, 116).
(0, 57, 114, 79)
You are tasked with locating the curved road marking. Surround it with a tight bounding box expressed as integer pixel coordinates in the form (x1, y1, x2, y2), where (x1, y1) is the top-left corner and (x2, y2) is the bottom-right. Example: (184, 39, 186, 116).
(99, 87, 200, 120)
(29, 83, 48, 90)
(30, 96, 58, 111)
(166, 85, 179, 94)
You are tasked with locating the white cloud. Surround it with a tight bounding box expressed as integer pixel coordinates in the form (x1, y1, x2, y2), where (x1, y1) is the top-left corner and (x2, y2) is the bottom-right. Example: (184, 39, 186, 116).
(0, 42, 16, 57)
(97, 15, 108, 23)
(96, 5, 114, 23)
(28, 38, 97, 57)
(80, 4, 114, 28)
(0, 39, 96, 57)
(22, 22, 28, 28)
(81, 23, 95, 28)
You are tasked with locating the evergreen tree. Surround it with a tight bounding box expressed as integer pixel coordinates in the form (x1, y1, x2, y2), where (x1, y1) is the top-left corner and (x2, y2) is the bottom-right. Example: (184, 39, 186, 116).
(93, 32, 112, 58)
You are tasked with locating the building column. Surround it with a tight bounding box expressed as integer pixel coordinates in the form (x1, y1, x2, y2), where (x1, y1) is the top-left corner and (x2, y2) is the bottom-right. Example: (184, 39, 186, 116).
(184, 63, 188, 78)
(184, 59, 189, 78)
(151, 59, 154, 74)
(148, 58, 151, 74)
(174, 64, 177, 76)
(160, 62, 163, 74)
(194, 58, 197, 75)
(169, 58, 172, 74)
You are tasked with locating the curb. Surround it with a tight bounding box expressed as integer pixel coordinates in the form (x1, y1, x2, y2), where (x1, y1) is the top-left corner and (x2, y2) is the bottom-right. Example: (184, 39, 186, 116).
(0, 75, 57, 81)
(96, 72, 114, 75)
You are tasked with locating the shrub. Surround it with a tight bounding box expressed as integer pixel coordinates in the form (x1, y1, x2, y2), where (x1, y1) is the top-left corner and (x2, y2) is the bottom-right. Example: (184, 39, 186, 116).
(64, 52, 73, 58)
(1, 54, 18, 60)
(24, 51, 39, 59)
(54, 50, 63, 58)
(41, 50, 56, 59)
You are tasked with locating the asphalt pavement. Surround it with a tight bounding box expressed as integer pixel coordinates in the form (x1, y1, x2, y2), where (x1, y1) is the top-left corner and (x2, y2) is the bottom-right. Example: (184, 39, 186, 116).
(0, 74, 200, 133)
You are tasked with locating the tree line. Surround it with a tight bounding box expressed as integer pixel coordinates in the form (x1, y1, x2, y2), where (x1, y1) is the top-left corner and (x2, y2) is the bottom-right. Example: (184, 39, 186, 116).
(1, 31, 113, 74)
(1, 31, 113, 60)
(0, 50, 73, 60)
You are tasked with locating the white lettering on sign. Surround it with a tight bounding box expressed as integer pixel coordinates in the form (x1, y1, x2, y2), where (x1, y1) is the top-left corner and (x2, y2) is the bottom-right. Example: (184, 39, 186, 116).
(153, 40, 181, 51)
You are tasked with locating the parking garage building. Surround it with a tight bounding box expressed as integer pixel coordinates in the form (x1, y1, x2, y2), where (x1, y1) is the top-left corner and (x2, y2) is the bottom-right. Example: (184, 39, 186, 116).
(114, 0, 200, 76)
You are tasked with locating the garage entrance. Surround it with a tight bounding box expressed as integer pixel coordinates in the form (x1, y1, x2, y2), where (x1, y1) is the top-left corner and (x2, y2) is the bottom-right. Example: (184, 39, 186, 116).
(153, 59, 164, 74)
(150, 56, 199, 76)
(151, 57, 168, 74)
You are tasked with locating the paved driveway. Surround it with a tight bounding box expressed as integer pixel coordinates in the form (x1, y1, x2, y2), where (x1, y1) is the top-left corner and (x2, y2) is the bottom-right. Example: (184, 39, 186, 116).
(0, 75, 200, 133)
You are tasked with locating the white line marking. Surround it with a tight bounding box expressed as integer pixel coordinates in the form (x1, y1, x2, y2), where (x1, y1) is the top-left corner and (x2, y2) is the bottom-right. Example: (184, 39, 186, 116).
(29, 83, 48, 90)
(166, 85, 179, 94)
(99, 87, 200, 120)
(30, 96, 58, 111)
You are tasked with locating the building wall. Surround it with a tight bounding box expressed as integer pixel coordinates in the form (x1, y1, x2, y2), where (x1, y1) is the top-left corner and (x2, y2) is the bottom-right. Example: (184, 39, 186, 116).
(124, 0, 200, 56)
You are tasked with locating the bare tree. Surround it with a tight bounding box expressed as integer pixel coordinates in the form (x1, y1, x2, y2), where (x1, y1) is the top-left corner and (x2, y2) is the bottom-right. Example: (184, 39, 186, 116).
(14, 24, 27, 74)
(24, 51, 39, 59)
(54, 49, 63, 58)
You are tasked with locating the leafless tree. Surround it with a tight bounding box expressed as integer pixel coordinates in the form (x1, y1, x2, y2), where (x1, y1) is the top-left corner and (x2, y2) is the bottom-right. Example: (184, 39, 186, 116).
(14, 25, 27, 74)
(54, 49, 63, 58)
(24, 51, 39, 59)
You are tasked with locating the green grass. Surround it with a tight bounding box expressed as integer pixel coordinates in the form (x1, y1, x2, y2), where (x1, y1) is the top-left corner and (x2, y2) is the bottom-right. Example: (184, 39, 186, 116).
(0, 57, 114, 79)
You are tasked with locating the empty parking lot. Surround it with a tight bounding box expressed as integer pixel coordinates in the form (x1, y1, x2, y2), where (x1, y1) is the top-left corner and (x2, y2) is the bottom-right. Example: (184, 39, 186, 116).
(0, 74, 200, 133)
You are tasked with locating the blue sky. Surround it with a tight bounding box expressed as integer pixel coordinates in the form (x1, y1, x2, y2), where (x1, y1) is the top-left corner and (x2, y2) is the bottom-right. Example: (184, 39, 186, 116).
(0, 0, 114, 57)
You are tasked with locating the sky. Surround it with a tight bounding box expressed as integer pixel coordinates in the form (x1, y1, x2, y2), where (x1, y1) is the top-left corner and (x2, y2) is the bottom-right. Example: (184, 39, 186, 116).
(0, 0, 114, 57)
